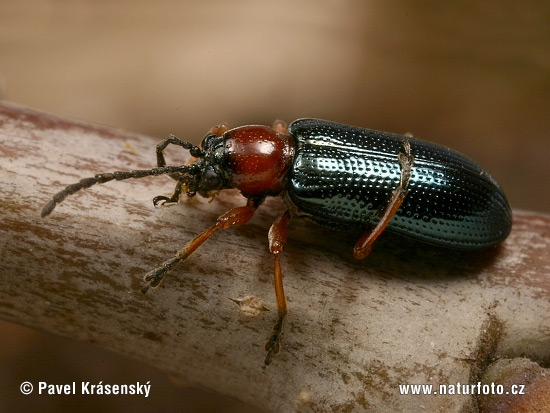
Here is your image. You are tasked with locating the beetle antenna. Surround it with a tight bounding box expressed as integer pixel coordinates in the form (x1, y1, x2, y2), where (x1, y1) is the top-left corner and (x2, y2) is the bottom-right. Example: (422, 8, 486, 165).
(41, 165, 196, 218)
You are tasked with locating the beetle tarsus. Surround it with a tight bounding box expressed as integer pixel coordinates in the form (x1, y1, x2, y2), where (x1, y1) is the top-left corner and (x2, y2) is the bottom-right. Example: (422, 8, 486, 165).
(142, 256, 180, 292)
(152, 196, 172, 207)
(398, 139, 414, 188)
(153, 182, 184, 207)
(264, 310, 286, 365)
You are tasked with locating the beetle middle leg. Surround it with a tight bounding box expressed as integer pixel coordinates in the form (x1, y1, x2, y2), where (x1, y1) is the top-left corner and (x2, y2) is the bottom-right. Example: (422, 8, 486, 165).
(141, 197, 261, 293)
(353, 140, 414, 259)
(264, 210, 291, 365)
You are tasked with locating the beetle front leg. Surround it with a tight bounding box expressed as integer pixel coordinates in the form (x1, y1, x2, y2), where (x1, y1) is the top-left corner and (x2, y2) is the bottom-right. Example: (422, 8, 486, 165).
(156, 134, 203, 169)
(153, 181, 184, 207)
(141, 198, 260, 293)
(264, 210, 291, 365)
(153, 135, 203, 206)
(353, 139, 414, 259)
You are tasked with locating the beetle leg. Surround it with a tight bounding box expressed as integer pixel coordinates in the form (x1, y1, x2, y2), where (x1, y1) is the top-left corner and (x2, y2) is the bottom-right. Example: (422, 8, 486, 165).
(353, 140, 414, 259)
(156, 134, 204, 169)
(153, 181, 184, 207)
(207, 123, 230, 136)
(141, 198, 261, 293)
(272, 120, 288, 134)
(264, 210, 291, 365)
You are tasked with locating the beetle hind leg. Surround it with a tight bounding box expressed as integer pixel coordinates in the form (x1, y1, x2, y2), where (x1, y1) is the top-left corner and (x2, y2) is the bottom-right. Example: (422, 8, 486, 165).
(353, 139, 414, 259)
(264, 210, 291, 365)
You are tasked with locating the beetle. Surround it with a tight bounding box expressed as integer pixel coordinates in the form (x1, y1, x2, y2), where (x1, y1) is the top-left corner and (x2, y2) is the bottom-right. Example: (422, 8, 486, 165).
(41, 118, 512, 365)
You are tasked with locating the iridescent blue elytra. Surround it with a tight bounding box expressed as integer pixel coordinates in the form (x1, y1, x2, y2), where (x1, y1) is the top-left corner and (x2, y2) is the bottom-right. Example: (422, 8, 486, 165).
(287, 118, 512, 249)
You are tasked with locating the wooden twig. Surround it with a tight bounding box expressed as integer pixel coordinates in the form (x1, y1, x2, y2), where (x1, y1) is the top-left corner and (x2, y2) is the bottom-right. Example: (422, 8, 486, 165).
(1, 102, 549, 412)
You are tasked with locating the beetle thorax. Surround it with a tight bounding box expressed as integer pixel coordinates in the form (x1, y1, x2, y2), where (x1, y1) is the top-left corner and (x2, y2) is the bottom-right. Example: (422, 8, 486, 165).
(224, 126, 295, 198)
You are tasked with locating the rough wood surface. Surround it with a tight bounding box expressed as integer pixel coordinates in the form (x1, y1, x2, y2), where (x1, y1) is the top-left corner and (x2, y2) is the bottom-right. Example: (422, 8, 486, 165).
(1, 102, 549, 412)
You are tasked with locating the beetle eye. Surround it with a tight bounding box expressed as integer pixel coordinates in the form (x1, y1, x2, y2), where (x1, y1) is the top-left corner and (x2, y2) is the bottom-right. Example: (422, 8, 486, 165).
(201, 133, 218, 150)
(202, 166, 221, 188)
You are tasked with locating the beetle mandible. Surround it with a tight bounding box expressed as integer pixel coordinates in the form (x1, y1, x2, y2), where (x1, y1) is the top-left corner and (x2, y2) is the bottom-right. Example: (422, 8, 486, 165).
(41, 118, 512, 365)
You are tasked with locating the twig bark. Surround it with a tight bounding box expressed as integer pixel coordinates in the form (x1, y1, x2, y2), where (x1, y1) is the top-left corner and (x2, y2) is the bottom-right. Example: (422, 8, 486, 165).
(1, 102, 549, 412)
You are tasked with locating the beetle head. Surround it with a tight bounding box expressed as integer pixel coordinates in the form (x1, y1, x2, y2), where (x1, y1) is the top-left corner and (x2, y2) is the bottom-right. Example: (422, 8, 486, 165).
(177, 133, 231, 198)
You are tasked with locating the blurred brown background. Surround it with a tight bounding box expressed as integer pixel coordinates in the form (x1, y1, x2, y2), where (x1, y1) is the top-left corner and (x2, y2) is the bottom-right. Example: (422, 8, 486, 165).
(1, 1, 548, 411)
